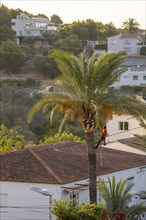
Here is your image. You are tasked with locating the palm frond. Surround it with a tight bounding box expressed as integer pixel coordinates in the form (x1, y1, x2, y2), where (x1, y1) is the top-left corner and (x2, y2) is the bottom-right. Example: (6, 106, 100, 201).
(49, 50, 84, 94)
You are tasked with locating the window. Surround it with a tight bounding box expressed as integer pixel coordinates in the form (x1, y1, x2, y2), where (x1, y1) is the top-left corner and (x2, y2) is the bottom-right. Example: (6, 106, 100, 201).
(112, 40, 116, 45)
(133, 75, 138, 80)
(124, 40, 131, 44)
(11, 22, 15, 26)
(143, 75, 146, 80)
(25, 22, 32, 26)
(119, 122, 129, 130)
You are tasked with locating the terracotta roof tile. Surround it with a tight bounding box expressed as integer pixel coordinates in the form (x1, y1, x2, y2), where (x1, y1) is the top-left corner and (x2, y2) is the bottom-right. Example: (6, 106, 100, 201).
(120, 34, 138, 39)
(0, 141, 145, 184)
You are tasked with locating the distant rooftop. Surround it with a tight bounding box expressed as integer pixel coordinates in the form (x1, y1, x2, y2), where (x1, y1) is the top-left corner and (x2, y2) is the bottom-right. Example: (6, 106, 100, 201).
(120, 34, 138, 39)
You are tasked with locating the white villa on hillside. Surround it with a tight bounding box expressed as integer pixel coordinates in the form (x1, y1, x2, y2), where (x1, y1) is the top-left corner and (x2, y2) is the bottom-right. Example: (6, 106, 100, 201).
(112, 66, 146, 88)
(0, 142, 146, 220)
(11, 14, 58, 44)
(107, 33, 144, 55)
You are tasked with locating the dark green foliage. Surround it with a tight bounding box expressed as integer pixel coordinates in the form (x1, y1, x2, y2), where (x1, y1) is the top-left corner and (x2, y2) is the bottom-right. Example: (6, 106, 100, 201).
(0, 40, 25, 73)
(34, 53, 60, 78)
(94, 44, 107, 50)
(50, 14, 63, 25)
(60, 34, 83, 53)
(140, 46, 146, 56)
(42, 31, 60, 45)
(0, 25, 16, 43)
(23, 36, 35, 44)
(0, 78, 40, 87)
(0, 5, 11, 27)
(0, 84, 50, 143)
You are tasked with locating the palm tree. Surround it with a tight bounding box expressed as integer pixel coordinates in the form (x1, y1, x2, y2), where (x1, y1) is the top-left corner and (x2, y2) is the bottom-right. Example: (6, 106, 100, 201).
(97, 176, 146, 220)
(28, 50, 144, 204)
(122, 18, 140, 34)
(133, 117, 146, 149)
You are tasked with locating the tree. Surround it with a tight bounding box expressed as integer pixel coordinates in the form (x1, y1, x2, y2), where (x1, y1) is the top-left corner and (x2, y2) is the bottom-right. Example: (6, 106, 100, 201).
(133, 117, 146, 149)
(50, 14, 63, 26)
(60, 33, 82, 53)
(122, 18, 140, 34)
(97, 176, 146, 220)
(39, 132, 85, 145)
(0, 40, 25, 73)
(0, 5, 11, 27)
(103, 22, 119, 38)
(0, 124, 25, 152)
(33, 53, 60, 78)
(28, 50, 144, 204)
(0, 25, 16, 43)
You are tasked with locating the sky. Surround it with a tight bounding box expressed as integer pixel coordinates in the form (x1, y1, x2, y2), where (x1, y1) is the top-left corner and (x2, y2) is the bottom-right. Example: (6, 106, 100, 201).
(1, 0, 146, 29)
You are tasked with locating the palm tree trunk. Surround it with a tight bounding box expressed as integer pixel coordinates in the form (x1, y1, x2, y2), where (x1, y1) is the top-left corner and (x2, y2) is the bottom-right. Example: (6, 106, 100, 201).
(85, 131, 97, 204)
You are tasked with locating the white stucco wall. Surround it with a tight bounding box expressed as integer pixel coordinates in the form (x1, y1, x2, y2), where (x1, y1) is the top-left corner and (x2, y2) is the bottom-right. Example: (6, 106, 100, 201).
(112, 67, 146, 88)
(108, 34, 143, 55)
(107, 114, 145, 142)
(0, 182, 60, 220)
(1, 165, 145, 220)
(11, 15, 50, 37)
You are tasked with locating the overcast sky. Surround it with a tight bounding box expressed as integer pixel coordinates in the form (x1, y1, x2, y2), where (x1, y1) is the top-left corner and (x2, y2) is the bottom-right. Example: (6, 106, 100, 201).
(1, 0, 146, 29)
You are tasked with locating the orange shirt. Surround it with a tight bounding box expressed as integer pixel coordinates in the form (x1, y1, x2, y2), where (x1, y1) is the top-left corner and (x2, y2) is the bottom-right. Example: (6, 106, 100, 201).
(102, 128, 107, 137)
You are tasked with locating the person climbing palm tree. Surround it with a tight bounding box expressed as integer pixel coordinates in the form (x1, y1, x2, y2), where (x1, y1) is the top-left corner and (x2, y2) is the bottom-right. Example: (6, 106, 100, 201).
(95, 126, 107, 149)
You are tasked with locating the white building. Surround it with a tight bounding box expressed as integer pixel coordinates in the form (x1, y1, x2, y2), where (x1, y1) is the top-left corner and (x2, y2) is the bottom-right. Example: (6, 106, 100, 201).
(0, 141, 146, 220)
(112, 66, 146, 88)
(107, 113, 146, 143)
(108, 33, 144, 55)
(12, 14, 50, 37)
(11, 14, 58, 44)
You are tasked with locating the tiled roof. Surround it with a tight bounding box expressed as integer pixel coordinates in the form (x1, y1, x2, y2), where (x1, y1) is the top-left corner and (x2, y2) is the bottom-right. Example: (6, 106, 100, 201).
(120, 34, 138, 39)
(0, 141, 145, 184)
(118, 137, 146, 152)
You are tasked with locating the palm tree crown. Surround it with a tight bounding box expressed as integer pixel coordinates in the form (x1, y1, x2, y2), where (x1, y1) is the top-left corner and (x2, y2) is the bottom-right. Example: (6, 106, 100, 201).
(122, 18, 140, 33)
(28, 50, 128, 130)
(97, 176, 146, 220)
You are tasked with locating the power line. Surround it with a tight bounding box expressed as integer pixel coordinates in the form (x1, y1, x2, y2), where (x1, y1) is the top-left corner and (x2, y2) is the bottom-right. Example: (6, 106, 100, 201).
(108, 126, 142, 137)
(0, 206, 48, 209)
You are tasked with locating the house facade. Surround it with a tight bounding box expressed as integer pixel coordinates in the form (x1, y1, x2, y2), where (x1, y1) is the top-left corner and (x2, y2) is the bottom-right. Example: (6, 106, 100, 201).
(112, 66, 146, 88)
(11, 14, 58, 44)
(0, 142, 146, 220)
(107, 113, 146, 142)
(107, 33, 144, 55)
(12, 14, 50, 37)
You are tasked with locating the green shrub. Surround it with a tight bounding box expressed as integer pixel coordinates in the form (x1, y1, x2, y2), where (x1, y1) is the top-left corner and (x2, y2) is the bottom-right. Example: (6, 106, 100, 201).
(0, 124, 25, 152)
(39, 132, 85, 145)
(52, 199, 105, 220)
(0, 78, 40, 88)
